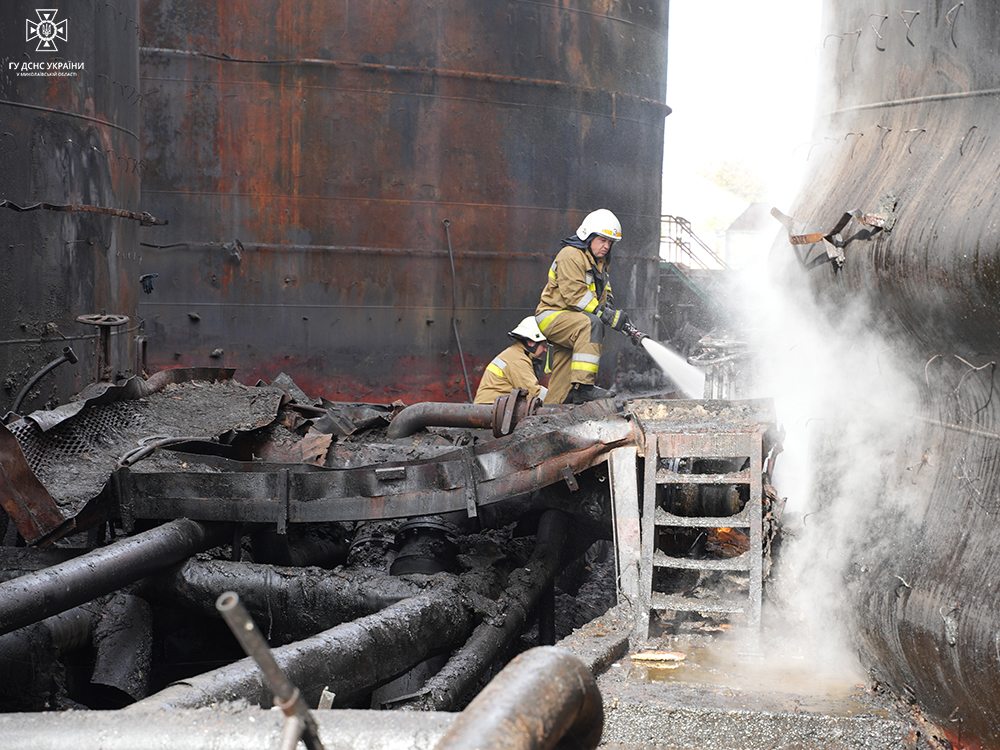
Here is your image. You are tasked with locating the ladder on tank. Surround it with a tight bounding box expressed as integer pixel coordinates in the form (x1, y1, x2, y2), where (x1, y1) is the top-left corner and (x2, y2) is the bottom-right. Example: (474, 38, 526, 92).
(635, 421, 766, 637)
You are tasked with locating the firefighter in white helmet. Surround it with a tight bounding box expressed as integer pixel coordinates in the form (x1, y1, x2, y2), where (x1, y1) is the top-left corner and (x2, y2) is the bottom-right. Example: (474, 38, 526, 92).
(534, 208, 632, 404)
(473, 316, 550, 404)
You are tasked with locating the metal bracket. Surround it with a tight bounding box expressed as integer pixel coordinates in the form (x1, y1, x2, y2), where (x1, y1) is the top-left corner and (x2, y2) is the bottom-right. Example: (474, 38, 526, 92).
(461, 446, 479, 517)
(561, 466, 579, 492)
(116, 467, 135, 534)
(375, 466, 406, 481)
(277, 468, 290, 535)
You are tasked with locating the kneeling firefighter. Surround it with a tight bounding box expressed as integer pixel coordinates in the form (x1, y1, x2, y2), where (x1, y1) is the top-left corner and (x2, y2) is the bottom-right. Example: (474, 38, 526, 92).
(473, 316, 549, 404)
(534, 208, 640, 405)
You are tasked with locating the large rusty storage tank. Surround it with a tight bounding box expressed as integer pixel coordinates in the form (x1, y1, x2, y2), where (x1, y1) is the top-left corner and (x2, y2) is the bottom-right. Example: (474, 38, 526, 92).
(774, 1, 1000, 746)
(0, 1, 142, 414)
(136, 1, 669, 402)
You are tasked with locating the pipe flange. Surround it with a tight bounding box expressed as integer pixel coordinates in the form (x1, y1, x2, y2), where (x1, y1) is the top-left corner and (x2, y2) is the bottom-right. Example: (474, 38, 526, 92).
(492, 388, 541, 438)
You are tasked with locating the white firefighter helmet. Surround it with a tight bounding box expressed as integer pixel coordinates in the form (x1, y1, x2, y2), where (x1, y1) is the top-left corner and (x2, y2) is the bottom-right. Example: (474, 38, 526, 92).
(575, 208, 622, 243)
(509, 316, 545, 343)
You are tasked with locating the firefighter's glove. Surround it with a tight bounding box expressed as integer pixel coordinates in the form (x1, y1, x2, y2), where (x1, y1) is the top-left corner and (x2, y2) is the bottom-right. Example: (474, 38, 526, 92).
(597, 305, 630, 332)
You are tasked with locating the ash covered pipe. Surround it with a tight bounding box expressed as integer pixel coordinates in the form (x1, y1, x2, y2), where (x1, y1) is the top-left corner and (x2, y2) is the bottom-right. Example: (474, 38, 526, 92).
(0, 593, 152, 708)
(433, 646, 603, 750)
(153, 559, 430, 639)
(91, 593, 153, 705)
(130, 582, 479, 711)
(0, 651, 601, 750)
(0, 519, 229, 636)
(0, 606, 94, 709)
(0, 708, 457, 750)
(402, 509, 569, 711)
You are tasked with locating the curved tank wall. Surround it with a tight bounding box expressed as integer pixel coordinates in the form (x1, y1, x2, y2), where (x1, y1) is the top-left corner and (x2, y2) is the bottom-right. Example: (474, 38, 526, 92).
(0, 0, 142, 414)
(774, 1, 1000, 746)
(136, 0, 669, 402)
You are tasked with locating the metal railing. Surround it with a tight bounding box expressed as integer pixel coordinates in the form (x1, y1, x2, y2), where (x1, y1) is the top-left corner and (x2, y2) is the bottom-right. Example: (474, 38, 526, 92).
(660, 215, 727, 270)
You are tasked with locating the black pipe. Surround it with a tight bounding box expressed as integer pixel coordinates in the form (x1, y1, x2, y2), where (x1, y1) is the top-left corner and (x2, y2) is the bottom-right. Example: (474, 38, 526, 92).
(130, 581, 480, 711)
(10, 346, 78, 416)
(0, 606, 94, 710)
(433, 646, 603, 750)
(91, 593, 153, 705)
(0, 519, 229, 636)
(249, 528, 349, 568)
(399, 510, 569, 712)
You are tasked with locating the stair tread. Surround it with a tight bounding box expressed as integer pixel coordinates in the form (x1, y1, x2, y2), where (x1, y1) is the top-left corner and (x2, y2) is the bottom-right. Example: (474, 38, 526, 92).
(652, 550, 753, 571)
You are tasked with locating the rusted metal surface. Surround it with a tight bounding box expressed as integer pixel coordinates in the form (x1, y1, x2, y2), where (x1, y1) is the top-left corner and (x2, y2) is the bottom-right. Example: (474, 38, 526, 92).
(0, 423, 72, 546)
(0, 1, 142, 414)
(0, 199, 166, 226)
(118, 399, 640, 525)
(136, 0, 669, 402)
(775, 2, 1000, 746)
(432, 646, 603, 750)
(386, 388, 558, 439)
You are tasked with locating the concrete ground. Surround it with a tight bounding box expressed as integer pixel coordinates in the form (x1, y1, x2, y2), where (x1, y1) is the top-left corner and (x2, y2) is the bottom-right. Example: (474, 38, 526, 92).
(557, 605, 943, 750)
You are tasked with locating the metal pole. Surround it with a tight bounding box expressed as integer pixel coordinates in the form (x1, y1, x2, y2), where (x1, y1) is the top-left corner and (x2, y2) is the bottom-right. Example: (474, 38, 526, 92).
(216, 591, 324, 750)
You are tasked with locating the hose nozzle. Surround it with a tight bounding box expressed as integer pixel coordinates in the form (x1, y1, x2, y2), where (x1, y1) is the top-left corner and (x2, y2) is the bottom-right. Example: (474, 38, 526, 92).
(621, 320, 649, 347)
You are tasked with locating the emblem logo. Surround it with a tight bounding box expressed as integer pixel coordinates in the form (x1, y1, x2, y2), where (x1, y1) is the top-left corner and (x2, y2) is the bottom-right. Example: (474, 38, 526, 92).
(26, 9, 68, 52)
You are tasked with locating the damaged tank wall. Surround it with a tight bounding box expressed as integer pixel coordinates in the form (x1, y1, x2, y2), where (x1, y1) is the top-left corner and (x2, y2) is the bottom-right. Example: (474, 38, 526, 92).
(136, 0, 669, 402)
(773, 1, 1000, 746)
(0, 1, 141, 414)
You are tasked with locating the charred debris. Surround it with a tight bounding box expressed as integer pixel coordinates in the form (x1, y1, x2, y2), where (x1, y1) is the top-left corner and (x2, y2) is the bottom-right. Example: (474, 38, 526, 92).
(0, 368, 782, 747)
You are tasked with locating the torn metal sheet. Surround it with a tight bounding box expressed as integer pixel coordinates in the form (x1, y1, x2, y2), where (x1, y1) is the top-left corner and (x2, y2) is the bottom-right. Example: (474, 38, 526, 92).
(771, 194, 898, 271)
(0, 424, 73, 547)
(117, 400, 640, 526)
(2, 369, 284, 544)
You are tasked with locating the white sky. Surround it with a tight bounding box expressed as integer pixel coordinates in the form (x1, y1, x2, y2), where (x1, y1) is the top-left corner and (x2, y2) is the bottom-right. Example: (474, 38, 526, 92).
(663, 0, 825, 216)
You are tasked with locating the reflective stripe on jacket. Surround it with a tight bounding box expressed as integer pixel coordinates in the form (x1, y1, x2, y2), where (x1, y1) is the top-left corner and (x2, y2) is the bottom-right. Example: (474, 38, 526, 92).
(473, 343, 546, 404)
(535, 244, 611, 316)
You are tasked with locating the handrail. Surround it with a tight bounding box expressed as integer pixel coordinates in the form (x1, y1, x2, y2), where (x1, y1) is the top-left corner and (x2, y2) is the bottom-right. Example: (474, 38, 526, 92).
(660, 215, 728, 270)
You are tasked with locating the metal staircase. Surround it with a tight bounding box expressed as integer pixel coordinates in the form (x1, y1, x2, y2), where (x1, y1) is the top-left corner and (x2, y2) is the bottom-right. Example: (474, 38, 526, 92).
(661, 215, 727, 270)
(628, 399, 776, 638)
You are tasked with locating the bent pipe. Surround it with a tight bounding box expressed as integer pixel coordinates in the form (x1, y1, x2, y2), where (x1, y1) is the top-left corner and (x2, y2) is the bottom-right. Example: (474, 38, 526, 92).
(152, 559, 431, 641)
(130, 581, 479, 711)
(387, 402, 496, 438)
(10, 346, 78, 416)
(387, 397, 564, 439)
(401, 509, 569, 712)
(433, 646, 603, 750)
(0, 519, 229, 636)
(0, 707, 457, 750)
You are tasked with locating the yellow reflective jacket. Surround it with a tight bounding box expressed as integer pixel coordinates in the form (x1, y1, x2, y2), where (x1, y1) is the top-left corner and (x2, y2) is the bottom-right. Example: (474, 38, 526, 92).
(473, 342, 546, 404)
(534, 244, 612, 318)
